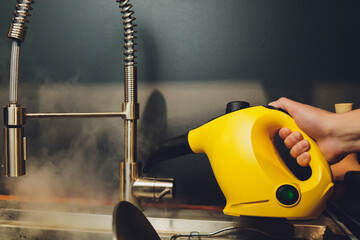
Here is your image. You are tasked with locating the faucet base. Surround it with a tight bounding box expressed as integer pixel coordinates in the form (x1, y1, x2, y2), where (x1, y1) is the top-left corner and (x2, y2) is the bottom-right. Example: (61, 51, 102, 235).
(119, 161, 139, 202)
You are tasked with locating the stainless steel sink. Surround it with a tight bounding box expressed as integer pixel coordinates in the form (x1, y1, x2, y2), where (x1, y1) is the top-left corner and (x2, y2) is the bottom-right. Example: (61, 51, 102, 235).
(0, 200, 352, 240)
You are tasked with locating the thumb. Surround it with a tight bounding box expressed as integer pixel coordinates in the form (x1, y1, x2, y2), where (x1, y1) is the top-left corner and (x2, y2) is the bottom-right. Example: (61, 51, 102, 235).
(269, 97, 297, 115)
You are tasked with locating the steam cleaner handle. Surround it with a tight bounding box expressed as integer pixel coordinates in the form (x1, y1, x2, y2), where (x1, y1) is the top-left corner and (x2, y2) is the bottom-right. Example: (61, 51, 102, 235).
(187, 106, 332, 184)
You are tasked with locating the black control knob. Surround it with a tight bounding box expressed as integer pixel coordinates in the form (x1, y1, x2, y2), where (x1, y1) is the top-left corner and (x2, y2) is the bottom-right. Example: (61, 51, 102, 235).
(225, 101, 250, 113)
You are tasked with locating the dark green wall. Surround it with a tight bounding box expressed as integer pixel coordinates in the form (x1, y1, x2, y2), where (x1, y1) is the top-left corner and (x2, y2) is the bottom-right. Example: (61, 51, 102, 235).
(1, 1, 359, 85)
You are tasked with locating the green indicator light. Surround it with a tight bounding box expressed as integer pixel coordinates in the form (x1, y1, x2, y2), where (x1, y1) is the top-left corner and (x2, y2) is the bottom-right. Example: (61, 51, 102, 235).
(283, 190, 294, 201)
(276, 185, 299, 206)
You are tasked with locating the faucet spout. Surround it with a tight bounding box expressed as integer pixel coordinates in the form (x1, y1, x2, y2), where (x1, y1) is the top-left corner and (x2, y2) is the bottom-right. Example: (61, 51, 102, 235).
(4, 0, 33, 177)
(3, 0, 174, 206)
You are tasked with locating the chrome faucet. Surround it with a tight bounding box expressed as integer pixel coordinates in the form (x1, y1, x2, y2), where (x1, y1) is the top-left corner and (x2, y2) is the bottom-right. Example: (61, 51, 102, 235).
(4, 0, 174, 203)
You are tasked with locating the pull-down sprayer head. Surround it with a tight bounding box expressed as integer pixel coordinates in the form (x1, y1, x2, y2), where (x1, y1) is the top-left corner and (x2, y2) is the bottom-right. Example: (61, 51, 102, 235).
(4, 104, 26, 177)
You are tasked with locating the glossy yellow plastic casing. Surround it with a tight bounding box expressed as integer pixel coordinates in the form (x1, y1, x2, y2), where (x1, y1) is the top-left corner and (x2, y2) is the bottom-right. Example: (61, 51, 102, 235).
(188, 106, 334, 220)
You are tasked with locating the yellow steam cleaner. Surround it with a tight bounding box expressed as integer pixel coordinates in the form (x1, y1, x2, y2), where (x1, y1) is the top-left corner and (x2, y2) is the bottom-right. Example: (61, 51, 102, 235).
(145, 101, 334, 220)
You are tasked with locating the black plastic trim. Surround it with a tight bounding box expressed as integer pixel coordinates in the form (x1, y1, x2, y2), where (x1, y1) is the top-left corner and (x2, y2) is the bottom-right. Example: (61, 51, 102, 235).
(144, 134, 193, 172)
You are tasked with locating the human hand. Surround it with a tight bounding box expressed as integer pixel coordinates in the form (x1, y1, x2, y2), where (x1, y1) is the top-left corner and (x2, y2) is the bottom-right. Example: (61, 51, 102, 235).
(269, 97, 347, 165)
(277, 127, 311, 167)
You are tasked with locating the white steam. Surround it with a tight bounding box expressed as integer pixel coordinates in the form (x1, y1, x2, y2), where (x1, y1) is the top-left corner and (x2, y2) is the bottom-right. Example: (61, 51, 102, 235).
(4, 81, 123, 204)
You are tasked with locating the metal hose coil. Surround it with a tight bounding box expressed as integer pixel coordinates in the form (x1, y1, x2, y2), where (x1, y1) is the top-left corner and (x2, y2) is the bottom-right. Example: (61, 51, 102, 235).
(8, 0, 34, 42)
(117, 0, 137, 66)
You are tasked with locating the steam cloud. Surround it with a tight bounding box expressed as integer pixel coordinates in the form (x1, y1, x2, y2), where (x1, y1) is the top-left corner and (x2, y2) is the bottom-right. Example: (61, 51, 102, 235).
(1, 79, 123, 239)
(4, 81, 123, 204)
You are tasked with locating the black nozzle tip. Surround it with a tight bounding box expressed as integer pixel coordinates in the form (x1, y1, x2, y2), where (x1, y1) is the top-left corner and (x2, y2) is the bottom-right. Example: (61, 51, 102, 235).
(144, 134, 193, 172)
